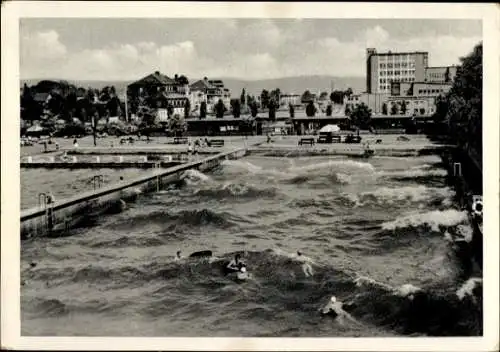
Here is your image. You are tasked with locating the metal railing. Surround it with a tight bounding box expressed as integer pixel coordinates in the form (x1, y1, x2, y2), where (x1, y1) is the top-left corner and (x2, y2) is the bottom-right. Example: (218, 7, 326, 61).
(21, 146, 251, 223)
(92, 175, 104, 190)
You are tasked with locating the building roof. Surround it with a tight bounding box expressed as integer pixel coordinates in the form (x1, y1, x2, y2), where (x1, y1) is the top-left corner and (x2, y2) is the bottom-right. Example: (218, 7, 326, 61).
(391, 81, 453, 87)
(425, 65, 458, 69)
(128, 71, 175, 87)
(412, 81, 453, 86)
(190, 79, 212, 91)
(369, 51, 428, 57)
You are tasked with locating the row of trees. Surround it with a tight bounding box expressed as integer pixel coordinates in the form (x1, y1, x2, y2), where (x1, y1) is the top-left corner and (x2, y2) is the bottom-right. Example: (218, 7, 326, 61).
(21, 82, 126, 145)
(432, 42, 482, 162)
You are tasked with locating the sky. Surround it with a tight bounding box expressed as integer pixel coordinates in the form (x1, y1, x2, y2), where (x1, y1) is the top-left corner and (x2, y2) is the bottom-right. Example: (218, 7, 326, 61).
(19, 18, 482, 81)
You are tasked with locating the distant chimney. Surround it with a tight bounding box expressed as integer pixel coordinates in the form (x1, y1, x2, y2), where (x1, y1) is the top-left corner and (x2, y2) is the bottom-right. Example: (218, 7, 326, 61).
(154, 71, 160, 75)
(366, 48, 376, 57)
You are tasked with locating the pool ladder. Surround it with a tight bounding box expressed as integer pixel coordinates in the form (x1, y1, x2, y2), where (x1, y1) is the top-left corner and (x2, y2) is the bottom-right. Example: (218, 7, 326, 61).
(92, 175, 104, 190)
(152, 162, 161, 192)
(36, 193, 55, 235)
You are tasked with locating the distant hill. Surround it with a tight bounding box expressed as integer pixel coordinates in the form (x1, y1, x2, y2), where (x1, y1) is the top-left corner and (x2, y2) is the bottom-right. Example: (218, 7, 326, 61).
(21, 75, 366, 98)
(219, 76, 365, 97)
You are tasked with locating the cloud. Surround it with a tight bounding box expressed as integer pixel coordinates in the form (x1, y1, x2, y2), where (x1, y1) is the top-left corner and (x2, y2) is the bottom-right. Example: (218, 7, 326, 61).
(20, 24, 481, 81)
(21, 30, 67, 61)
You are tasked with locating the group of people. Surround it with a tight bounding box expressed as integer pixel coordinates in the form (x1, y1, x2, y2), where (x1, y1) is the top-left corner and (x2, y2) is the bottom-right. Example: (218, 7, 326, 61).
(172, 249, 357, 323)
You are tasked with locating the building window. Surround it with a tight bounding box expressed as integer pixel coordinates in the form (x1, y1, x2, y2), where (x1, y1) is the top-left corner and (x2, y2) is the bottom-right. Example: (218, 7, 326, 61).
(380, 63, 386, 68)
(387, 63, 393, 68)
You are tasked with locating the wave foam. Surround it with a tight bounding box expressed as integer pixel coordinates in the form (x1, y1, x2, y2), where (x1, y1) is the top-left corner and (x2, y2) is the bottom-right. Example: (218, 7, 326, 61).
(352, 186, 454, 206)
(381, 209, 468, 231)
(378, 169, 448, 178)
(456, 278, 482, 301)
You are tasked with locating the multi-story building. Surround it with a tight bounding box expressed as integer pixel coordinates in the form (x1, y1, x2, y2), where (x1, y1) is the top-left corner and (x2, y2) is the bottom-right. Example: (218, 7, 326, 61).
(366, 48, 429, 94)
(390, 81, 452, 97)
(387, 81, 453, 116)
(344, 93, 390, 114)
(190, 77, 231, 113)
(127, 71, 191, 122)
(425, 66, 457, 83)
(189, 78, 210, 114)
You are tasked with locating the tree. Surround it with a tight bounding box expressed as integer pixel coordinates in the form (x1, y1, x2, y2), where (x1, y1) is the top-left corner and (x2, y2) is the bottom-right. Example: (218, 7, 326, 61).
(344, 88, 353, 97)
(175, 75, 189, 85)
(250, 101, 258, 118)
(89, 106, 100, 147)
(400, 100, 407, 115)
(240, 89, 246, 106)
(268, 99, 276, 121)
(260, 90, 270, 109)
(270, 88, 281, 105)
(64, 91, 78, 121)
(215, 99, 225, 118)
(302, 90, 313, 103)
(200, 101, 207, 119)
(390, 103, 399, 115)
(305, 101, 317, 117)
(184, 99, 191, 119)
(345, 104, 351, 116)
(231, 99, 241, 118)
(168, 113, 187, 137)
(419, 108, 426, 115)
(326, 104, 332, 116)
(349, 103, 372, 130)
(330, 90, 345, 104)
(445, 42, 482, 158)
(319, 92, 329, 101)
(444, 67, 451, 83)
(289, 103, 295, 118)
(382, 102, 388, 115)
(167, 104, 174, 118)
(433, 95, 449, 122)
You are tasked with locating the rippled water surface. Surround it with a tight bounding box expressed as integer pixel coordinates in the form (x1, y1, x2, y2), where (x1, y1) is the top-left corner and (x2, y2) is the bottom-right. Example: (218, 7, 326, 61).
(21, 154, 482, 336)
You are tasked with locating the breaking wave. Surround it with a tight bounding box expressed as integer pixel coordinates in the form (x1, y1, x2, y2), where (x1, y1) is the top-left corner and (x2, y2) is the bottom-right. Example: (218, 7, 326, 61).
(381, 209, 469, 231)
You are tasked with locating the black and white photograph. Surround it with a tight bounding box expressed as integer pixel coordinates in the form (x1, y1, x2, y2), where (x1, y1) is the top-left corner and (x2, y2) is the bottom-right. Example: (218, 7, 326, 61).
(1, 2, 499, 351)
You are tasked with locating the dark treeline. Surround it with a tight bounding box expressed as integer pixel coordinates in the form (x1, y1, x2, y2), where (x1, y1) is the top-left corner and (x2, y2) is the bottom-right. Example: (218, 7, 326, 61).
(21, 80, 124, 145)
(21, 80, 122, 123)
(432, 42, 482, 167)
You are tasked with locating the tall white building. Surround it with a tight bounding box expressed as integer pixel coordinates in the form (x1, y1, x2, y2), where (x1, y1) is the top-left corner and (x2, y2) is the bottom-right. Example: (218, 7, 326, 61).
(366, 49, 429, 94)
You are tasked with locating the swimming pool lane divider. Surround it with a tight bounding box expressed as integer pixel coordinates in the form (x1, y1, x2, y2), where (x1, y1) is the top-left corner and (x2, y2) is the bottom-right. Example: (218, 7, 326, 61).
(20, 145, 254, 239)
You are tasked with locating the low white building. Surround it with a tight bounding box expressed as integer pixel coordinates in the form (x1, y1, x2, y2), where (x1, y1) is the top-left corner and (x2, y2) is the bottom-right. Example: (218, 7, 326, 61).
(280, 94, 301, 107)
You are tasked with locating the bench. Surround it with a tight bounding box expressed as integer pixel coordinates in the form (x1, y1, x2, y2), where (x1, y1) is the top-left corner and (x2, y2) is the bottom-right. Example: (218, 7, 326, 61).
(209, 139, 225, 147)
(298, 138, 315, 146)
(120, 137, 136, 145)
(174, 137, 188, 144)
(318, 135, 341, 143)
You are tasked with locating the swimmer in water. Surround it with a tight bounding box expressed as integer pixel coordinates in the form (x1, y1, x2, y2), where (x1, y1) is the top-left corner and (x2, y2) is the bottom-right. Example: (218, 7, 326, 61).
(227, 254, 244, 272)
(175, 250, 183, 261)
(321, 296, 360, 325)
(236, 266, 250, 280)
(296, 251, 314, 277)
